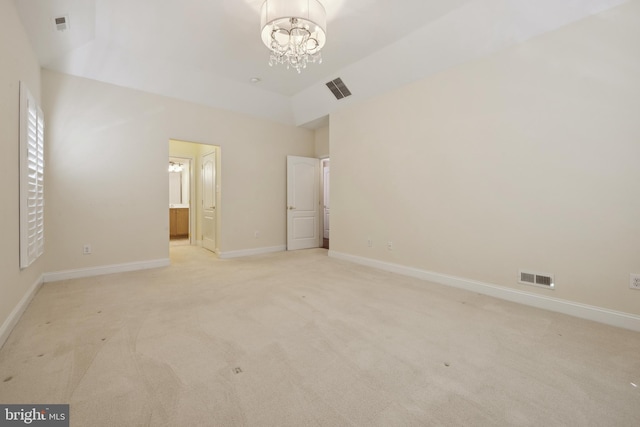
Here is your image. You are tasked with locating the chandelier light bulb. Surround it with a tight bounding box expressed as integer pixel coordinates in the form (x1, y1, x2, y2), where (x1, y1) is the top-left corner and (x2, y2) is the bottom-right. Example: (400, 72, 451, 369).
(168, 162, 184, 173)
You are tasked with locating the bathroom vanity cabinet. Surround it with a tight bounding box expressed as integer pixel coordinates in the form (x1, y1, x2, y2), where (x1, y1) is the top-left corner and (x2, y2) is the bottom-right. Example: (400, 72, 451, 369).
(169, 208, 189, 238)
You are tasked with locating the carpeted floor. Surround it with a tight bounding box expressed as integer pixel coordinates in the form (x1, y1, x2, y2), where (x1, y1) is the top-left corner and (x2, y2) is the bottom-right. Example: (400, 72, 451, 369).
(1, 246, 639, 426)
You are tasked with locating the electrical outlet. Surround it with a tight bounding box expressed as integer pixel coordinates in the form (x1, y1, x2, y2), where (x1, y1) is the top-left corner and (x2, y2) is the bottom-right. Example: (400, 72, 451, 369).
(254, 231, 260, 239)
(631, 274, 640, 290)
(83, 244, 92, 255)
(367, 239, 373, 247)
(387, 241, 393, 251)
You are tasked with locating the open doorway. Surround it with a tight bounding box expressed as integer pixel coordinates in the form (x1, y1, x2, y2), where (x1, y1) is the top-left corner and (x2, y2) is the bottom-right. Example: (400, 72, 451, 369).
(284, 156, 329, 251)
(169, 139, 221, 254)
(169, 157, 191, 246)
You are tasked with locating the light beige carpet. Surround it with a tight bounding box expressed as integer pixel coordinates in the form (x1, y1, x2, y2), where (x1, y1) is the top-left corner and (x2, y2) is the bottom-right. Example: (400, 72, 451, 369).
(1, 246, 639, 426)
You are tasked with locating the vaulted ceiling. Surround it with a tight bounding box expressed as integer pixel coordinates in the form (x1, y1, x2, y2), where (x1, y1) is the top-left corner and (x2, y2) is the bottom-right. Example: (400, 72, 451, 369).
(15, 0, 627, 127)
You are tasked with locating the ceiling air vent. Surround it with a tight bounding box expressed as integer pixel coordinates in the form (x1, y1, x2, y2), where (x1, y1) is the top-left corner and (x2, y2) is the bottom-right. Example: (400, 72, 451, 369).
(519, 270, 555, 289)
(53, 15, 70, 32)
(326, 78, 352, 100)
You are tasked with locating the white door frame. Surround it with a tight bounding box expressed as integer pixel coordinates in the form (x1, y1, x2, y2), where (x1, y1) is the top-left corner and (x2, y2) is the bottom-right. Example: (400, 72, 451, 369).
(321, 158, 330, 244)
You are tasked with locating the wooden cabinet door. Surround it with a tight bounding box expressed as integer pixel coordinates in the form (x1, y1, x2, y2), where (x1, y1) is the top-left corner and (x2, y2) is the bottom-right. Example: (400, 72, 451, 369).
(169, 209, 177, 237)
(176, 208, 189, 236)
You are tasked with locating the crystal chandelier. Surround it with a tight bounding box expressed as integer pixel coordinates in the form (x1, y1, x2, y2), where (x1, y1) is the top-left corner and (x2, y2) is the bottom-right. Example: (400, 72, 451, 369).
(260, 0, 327, 73)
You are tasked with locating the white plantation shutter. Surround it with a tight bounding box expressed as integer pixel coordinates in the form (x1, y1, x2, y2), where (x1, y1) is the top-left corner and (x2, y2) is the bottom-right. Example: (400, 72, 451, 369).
(20, 82, 45, 269)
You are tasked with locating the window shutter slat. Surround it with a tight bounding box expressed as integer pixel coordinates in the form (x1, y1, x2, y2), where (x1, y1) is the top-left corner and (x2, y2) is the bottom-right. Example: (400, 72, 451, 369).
(19, 82, 45, 269)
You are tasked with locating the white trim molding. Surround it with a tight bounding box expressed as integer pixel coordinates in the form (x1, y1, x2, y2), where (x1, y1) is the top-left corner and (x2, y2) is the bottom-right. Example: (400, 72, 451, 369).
(0, 274, 43, 350)
(329, 251, 640, 332)
(218, 245, 286, 259)
(43, 258, 170, 283)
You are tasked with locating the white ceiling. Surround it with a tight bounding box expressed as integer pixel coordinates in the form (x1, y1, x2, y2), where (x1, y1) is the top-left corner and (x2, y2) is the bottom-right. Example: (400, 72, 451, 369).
(15, 0, 627, 127)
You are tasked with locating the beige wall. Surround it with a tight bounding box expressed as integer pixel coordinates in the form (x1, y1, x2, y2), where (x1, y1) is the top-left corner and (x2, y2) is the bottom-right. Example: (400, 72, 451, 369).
(314, 125, 330, 158)
(43, 70, 314, 272)
(0, 0, 44, 340)
(330, 2, 640, 315)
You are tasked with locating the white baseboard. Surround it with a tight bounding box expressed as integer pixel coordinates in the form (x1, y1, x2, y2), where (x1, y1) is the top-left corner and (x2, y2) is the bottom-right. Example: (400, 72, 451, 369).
(43, 258, 170, 283)
(329, 251, 640, 332)
(0, 274, 43, 350)
(218, 245, 286, 259)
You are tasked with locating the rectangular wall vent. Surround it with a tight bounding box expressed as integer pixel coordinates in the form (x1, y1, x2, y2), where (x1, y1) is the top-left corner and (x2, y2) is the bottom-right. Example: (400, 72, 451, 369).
(326, 78, 352, 100)
(53, 15, 70, 32)
(519, 270, 555, 289)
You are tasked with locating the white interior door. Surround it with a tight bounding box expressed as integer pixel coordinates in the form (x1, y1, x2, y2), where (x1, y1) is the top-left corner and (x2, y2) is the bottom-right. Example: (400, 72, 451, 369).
(323, 161, 330, 239)
(287, 156, 320, 250)
(202, 151, 216, 252)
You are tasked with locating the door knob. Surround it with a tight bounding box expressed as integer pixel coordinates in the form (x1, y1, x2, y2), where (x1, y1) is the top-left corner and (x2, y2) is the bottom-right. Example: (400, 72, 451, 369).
(288, 206, 295, 210)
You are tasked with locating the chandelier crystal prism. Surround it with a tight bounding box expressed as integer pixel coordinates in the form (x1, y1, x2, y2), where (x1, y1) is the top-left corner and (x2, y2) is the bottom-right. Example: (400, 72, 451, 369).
(260, 0, 327, 73)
